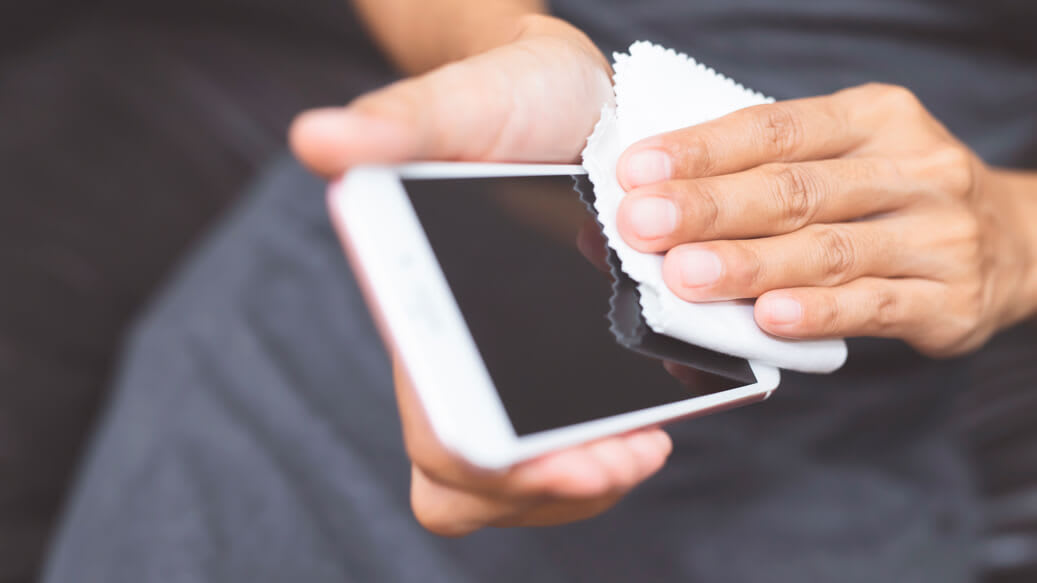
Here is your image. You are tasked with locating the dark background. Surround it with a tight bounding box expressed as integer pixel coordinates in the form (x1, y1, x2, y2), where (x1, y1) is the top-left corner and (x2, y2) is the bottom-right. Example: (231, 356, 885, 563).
(3, 1, 1037, 582)
(1, 2, 394, 580)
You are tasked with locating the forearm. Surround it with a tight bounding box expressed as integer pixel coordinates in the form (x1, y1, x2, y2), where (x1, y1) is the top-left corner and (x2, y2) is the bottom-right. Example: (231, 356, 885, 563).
(352, 0, 547, 74)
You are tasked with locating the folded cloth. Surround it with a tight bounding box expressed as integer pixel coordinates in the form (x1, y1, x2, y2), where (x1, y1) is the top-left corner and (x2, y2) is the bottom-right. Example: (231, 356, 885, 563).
(582, 42, 848, 374)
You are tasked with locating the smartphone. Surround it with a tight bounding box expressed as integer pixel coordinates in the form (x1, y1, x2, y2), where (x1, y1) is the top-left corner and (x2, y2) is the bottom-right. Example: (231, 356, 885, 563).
(329, 163, 780, 469)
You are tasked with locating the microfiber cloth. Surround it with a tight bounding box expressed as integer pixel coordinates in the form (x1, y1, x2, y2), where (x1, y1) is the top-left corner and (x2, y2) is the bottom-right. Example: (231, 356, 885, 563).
(582, 42, 848, 373)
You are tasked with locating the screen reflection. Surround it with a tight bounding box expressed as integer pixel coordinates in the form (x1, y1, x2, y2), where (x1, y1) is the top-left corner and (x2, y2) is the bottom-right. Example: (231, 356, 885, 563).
(405, 175, 755, 436)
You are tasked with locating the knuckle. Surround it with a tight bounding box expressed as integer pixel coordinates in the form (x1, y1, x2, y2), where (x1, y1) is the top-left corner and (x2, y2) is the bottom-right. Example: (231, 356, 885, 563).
(814, 225, 859, 281)
(666, 132, 718, 177)
(928, 145, 978, 197)
(852, 83, 927, 126)
(919, 286, 984, 357)
(684, 181, 723, 236)
(951, 211, 983, 250)
(870, 288, 903, 331)
(811, 293, 843, 337)
(933, 212, 985, 278)
(850, 82, 892, 98)
(934, 323, 977, 358)
(872, 83, 923, 112)
(958, 282, 987, 329)
(912, 336, 956, 358)
(731, 245, 766, 290)
(757, 104, 805, 159)
(767, 164, 819, 229)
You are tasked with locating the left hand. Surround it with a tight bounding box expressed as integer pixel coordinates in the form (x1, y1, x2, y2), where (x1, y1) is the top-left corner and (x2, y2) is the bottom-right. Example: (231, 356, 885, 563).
(614, 83, 1035, 357)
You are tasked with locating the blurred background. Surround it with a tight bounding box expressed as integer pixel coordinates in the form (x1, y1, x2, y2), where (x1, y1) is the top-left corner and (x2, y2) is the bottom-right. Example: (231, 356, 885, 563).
(3, 2, 1037, 582)
(1, 2, 395, 580)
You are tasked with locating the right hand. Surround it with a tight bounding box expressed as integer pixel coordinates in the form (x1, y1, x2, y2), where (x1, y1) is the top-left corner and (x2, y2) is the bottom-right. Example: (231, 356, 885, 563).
(391, 361, 672, 536)
(291, 16, 674, 536)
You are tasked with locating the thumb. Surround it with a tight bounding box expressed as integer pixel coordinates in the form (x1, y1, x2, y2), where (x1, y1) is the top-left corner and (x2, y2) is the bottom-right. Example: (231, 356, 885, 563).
(290, 58, 515, 178)
(291, 28, 614, 178)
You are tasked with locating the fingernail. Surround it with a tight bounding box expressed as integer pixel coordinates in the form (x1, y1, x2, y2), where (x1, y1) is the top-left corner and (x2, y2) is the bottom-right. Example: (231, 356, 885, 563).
(621, 150, 672, 188)
(762, 297, 803, 324)
(627, 197, 678, 239)
(676, 249, 723, 287)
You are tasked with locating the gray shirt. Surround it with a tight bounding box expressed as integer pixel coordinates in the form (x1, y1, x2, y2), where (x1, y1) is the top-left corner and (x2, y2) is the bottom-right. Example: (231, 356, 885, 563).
(41, 2, 1037, 582)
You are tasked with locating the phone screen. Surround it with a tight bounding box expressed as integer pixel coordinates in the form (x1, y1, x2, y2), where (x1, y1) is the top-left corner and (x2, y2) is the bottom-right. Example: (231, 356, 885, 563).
(404, 175, 756, 436)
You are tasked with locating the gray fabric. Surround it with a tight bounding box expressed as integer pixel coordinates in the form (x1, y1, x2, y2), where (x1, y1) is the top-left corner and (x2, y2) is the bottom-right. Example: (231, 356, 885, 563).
(44, 157, 979, 582)
(555, 0, 1037, 168)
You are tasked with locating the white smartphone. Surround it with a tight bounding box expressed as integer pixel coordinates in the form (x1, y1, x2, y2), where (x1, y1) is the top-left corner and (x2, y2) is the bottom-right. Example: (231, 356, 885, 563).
(329, 162, 780, 469)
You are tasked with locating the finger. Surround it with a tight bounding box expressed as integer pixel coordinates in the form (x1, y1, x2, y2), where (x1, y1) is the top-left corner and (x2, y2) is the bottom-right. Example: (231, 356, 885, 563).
(617, 158, 913, 252)
(506, 446, 612, 498)
(490, 494, 625, 528)
(622, 429, 673, 479)
(412, 431, 672, 535)
(582, 431, 672, 496)
(415, 469, 633, 535)
(410, 465, 534, 537)
(616, 86, 893, 189)
(754, 277, 945, 344)
(506, 428, 671, 499)
(396, 360, 668, 498)
(583, 436, 650, 494)
(661, 221, 913, 302)
(393, 359, 521, 494)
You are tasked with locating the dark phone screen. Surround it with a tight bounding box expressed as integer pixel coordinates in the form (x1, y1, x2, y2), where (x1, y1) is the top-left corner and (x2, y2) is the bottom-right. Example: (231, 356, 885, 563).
(404, 175, 755, 436)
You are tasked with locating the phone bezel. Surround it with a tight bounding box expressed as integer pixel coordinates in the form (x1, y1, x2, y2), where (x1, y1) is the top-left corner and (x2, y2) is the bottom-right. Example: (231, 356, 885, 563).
(328, 162, 780, 469)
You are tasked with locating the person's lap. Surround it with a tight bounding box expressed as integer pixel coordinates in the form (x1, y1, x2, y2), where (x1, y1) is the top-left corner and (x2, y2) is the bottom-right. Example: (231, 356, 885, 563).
(43, 156, 981, 582)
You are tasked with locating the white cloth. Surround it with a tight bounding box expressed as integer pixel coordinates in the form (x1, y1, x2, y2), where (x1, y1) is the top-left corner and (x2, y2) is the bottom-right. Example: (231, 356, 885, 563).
(582, 42, 848, 373)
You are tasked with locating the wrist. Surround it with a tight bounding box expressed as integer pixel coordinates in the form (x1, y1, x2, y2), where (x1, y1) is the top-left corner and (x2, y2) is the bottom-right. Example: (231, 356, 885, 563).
(989, 168, 1037, 327)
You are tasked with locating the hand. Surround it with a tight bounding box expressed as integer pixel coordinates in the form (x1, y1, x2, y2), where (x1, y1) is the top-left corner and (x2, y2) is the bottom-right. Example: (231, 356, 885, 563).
(614, 83, 1037, 357)
(393, 361, 671, 536)
(290, 15, 612, 175)
(291, 16, 674, 535)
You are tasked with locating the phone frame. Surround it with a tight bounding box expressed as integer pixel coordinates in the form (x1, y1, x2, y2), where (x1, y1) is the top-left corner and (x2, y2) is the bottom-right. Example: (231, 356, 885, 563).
(328, 162, 780, 469)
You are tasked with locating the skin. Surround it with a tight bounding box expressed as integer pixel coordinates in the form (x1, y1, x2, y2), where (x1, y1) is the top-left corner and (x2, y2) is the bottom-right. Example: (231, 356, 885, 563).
(291, 1, 1037, 535)
(614, 86, 1037, 357)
